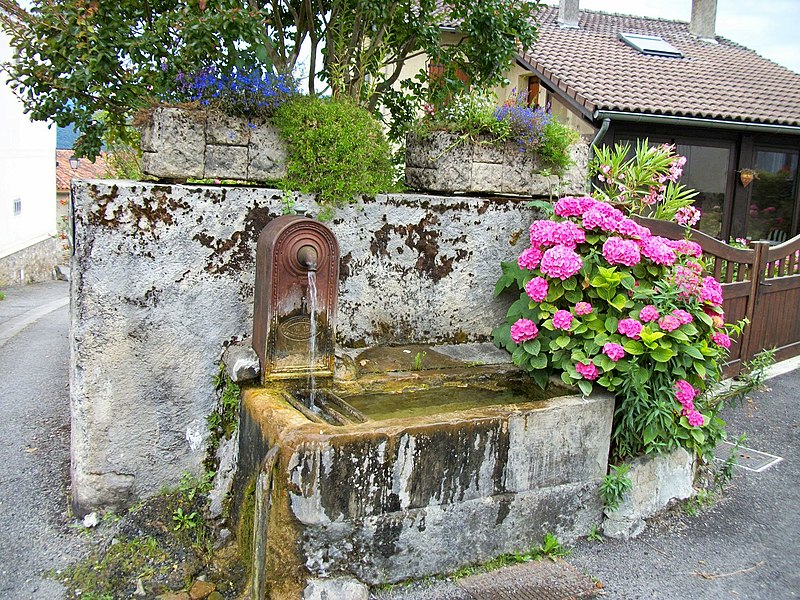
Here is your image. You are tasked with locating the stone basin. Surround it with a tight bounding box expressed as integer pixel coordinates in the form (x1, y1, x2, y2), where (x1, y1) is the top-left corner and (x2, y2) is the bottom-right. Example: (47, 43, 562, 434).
(235, 344, 614, 599)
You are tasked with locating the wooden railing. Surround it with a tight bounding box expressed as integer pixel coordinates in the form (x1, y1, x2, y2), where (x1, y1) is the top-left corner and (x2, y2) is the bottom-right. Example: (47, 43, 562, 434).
(637, 217, 800, 374)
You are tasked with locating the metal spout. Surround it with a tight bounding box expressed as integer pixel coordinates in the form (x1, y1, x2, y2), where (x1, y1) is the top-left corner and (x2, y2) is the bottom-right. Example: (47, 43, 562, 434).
(297, 245, 318, 272)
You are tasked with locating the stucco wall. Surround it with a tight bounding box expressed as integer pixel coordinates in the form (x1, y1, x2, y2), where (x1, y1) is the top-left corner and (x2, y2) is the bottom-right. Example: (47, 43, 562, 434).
(70, 180, 545, 512)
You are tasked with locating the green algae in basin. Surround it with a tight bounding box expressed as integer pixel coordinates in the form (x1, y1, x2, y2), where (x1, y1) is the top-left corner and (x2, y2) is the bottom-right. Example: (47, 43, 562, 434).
(343, 383, 564, 421)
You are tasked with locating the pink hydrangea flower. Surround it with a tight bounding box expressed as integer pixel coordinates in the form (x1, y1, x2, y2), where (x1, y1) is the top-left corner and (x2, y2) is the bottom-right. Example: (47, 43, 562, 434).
(711, 331, 731, 349)
(671, 264, 702, 298)
(553, 310, 573, 330)
(529, 220, 557, 247)
(575, 301, 593, 316)
(700, 277, 724, 305)
(639, 305, 660, 322)
(583, 205, 623, 232)
(529, 220, 585, 249)
(618, 318, 643, 339)
(615, 217, 651, 240)
(641, 236, 677, 266)
(666, 239, 703, 258)
(576, 361, 599, 380)
(602, 236, 641, 266)
(711, 314, 725, 328)
(518, 247, 543, 270)
(525, 277, 549, 302)
(510, 319, 539, 343)
(602, 342, 625, 362)
(686, 410, 705, 427)
(554, 196, 597, 218)
(674, 379, 698, 406)
(672, 309, 693, 325)
(658, 314, 681, 332)
(540, 245, 583, 280)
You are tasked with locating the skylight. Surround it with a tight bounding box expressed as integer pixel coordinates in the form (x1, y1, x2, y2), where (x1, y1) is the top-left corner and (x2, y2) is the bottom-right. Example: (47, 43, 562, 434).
(619, 33, 683, 58)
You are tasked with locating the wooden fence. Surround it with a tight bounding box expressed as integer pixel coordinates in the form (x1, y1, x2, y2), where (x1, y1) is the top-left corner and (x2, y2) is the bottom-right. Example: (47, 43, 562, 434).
(637, 218, 800, 376)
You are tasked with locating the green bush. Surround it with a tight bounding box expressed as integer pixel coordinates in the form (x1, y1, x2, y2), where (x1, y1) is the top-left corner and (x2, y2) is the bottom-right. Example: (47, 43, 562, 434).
(274, 97, 396, 219)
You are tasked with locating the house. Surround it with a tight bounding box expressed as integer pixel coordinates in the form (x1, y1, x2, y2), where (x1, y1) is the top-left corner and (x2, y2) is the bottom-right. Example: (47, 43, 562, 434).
(407, 0, 800, 243)
(55, 150, 108, 259)
(0, 29, 58, 286)
(512, 0, 800, 243)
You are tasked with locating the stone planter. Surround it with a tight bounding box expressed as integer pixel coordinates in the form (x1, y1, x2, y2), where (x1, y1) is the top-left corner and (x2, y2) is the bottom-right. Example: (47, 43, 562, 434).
(405, 131, 588, 197)
(602, 447, 695, 539)
(139, 106, 287, 182)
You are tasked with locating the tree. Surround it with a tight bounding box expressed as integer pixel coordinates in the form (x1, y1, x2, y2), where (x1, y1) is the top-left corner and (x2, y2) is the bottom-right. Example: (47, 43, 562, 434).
(0, 0, 541, 159)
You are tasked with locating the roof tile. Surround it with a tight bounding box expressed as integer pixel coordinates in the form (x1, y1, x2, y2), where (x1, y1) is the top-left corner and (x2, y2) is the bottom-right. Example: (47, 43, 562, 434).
(521, 6, 800, 126)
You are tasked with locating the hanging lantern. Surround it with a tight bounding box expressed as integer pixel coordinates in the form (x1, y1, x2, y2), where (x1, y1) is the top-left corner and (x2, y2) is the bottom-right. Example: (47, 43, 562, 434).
(739, 168, 758, 188)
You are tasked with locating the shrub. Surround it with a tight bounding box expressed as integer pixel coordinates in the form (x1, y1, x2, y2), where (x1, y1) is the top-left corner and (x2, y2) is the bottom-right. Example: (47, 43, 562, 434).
(273, 97, 396, 219)
(417, 89, 578, 174)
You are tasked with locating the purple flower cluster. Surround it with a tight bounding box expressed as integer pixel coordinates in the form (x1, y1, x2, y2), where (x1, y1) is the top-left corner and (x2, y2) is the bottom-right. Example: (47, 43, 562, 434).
(494, 96, 552, 153)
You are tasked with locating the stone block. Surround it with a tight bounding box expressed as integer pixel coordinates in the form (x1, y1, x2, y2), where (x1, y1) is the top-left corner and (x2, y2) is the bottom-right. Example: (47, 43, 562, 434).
(248, 123, 287, 181)
(205, 145, 248, 180)
(139, 107, 205, 179)
(471, 137, 505, 164)
(303, 578, 369, 600)
(471, 161, 504, 193)
(603, 447, 694, 539)
(205, 112, 251, 146)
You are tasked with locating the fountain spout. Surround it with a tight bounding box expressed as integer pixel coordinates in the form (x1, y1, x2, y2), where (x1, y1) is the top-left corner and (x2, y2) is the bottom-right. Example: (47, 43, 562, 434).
(252, 216, 339, 383)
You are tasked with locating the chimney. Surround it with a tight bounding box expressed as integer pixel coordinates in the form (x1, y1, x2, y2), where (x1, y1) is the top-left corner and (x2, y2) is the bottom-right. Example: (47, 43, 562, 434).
(689, 0, 717, 40)
(558, 0, 579, 29)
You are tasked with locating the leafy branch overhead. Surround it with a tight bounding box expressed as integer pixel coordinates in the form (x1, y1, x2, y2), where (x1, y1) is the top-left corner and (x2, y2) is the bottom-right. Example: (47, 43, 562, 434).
(0, 0, 542, 159)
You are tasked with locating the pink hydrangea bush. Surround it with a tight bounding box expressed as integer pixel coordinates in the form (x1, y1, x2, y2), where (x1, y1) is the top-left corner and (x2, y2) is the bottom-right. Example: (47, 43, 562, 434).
(494, 193, 743, 460)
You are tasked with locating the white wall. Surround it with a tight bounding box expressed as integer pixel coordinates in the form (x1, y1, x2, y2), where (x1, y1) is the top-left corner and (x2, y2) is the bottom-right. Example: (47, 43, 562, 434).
(0, 30, 56, 259)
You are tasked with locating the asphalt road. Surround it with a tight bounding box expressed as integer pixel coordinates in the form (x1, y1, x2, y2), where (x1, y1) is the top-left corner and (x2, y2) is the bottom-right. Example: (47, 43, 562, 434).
(0, 282, 88, 599)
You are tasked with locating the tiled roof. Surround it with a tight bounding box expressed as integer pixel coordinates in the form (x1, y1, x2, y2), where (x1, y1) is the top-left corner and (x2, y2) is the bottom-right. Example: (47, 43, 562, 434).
(56, 149, 108, 190)
(519, 7, 800, 126)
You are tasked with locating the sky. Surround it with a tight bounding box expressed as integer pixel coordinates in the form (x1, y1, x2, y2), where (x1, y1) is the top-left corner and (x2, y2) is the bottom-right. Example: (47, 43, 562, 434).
(544, 0, 800, 74)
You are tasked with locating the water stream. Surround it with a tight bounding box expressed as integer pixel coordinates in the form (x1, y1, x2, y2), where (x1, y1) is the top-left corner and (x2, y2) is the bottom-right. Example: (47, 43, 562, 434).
(307, 270, 318, 408)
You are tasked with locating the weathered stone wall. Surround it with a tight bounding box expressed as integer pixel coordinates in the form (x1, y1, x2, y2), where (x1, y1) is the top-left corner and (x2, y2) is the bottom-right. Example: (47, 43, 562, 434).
(70, 180, 542, 512)
(405, 131, 588, 197)
(0, 236, 61, 286)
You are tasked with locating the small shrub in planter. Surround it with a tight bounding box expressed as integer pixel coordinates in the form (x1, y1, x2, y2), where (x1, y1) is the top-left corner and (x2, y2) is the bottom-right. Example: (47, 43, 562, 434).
(405, 90, 581, 195)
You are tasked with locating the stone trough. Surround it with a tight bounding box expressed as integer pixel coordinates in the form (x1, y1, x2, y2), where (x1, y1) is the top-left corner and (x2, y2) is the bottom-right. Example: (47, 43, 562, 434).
(234, 345, 614, 599)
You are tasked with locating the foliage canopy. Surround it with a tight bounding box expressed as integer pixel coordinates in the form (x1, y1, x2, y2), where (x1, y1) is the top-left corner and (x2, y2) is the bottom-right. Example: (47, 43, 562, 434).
(0, 0, 541, 159)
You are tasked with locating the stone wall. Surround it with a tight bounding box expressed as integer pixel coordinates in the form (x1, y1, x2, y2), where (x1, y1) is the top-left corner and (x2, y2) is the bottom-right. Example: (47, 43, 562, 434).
(0, 236, 61, 286)
(70, 180, 543, 513)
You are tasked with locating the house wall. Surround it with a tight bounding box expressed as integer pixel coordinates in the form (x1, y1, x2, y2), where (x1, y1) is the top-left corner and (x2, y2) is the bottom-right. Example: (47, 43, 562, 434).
(0, 30, 57, 285)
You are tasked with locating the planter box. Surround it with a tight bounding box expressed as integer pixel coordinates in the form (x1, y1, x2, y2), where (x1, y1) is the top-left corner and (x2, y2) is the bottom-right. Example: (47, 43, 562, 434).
(602, 448, 695, 539)
(405, 131, 588, 197)
(139, 106, 287, 182)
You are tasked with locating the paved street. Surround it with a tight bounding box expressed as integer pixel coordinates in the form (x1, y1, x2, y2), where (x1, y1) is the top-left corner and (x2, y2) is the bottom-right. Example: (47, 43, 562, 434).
(1, 280, 798, 599)
(0, 281, 88, 599)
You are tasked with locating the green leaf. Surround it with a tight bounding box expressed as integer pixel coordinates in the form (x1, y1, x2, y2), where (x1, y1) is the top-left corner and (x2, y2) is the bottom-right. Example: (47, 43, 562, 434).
(530, 354, 548, 369)
(523, 339, 541, 355)
(623, 340, 645, 355)
(640, 329, 666, 345)
(610, 293, 628, 311)
(684, 345, 704, 360)
(562, 277, 577, 290)
(651, 347, 676, 362)
(694, 361, 707, 378)
(556, 335, 571, 348)
(577, 380, 593, 396)
(565, 288, 583, 304)
(604, 316, 619, 333)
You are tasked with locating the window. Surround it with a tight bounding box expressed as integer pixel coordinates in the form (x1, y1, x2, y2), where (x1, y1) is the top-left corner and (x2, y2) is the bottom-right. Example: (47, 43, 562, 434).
(13, 198, 21, 215)
(619, 33, 683, 58)
(676, 144, 732, 239)
(745, 149, 799, 242)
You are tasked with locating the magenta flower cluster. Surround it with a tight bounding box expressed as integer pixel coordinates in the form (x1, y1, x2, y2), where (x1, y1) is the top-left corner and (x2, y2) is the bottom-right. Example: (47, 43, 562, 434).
(673, 380, 705, 427)
(510, 318, 539, 343)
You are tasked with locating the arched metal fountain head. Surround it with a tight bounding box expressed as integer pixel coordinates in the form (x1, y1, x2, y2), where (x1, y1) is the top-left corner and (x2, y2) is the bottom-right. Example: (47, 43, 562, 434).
(252, 216, 339, 382)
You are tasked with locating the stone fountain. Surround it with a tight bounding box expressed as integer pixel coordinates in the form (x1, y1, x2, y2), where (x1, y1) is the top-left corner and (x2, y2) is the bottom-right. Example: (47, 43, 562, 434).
(235, 216, 614, 600)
